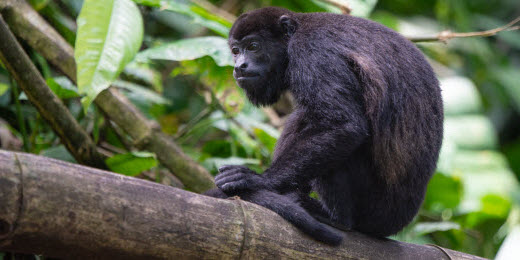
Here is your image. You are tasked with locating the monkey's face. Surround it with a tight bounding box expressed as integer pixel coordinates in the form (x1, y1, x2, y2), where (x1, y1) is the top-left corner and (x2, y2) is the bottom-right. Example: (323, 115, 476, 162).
(229, 32, 288, 106)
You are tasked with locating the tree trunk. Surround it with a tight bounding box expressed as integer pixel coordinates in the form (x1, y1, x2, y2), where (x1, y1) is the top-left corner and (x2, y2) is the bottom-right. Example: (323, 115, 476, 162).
(0, 150, 485, 259)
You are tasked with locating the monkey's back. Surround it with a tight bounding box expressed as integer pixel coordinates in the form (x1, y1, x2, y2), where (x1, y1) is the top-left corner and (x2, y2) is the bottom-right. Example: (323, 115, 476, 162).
(289, 12, 444, 236)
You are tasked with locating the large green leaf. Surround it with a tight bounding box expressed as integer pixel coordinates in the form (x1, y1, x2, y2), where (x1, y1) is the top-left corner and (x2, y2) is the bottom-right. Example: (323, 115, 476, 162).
(136, 36, 233, 67)
(133, 0, 231, 36)
(423, 173, 463, 212)
(75, 0, 143, 111)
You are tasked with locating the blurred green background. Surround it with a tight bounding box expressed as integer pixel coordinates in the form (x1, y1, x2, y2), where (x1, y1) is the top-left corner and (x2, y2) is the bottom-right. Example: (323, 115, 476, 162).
(0, 0, 519, 258)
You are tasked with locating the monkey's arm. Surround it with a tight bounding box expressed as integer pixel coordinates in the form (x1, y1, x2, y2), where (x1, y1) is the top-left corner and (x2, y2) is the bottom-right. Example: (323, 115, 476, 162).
(215, 119, 368, 193)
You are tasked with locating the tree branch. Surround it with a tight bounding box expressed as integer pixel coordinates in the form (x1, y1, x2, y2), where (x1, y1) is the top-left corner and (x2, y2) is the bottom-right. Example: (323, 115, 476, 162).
(408, 16, 520, 43)
(320, 0, 352, 14)
(0, 150, 485, 259)
(0, 14, 106, 169)
(0, 0, 214, 192)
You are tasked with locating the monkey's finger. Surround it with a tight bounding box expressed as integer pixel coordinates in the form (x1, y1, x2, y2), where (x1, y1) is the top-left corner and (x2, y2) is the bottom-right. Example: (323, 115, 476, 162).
(220, 180, 248, 192)
(215, 172, 248, 187)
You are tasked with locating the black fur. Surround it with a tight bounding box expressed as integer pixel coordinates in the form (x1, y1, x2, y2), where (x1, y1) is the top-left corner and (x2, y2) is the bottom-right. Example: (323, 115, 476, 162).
(205, 7, 443, 245)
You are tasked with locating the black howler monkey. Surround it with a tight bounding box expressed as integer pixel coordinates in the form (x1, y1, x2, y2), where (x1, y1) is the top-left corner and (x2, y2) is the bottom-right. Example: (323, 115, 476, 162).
(205, 7, 444, 246)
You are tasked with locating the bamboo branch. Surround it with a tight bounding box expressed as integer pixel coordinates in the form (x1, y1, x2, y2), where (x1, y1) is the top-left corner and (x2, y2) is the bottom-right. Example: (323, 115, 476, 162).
(0, 150, 485, 259)
(0, 14, 106, 168)
(408, 16, 520, 43)
(0, 0, 214, 192)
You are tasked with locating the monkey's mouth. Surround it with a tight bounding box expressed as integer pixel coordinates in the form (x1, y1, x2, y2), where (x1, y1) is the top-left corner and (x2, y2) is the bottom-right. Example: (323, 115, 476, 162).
(236, 75, 259, 81)
(234, 71, 260, 81)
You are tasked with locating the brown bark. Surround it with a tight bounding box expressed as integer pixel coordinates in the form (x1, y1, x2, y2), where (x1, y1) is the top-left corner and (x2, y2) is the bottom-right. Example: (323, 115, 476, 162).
(0, 14, 106, 169)
(0, 150, 486, 260)
(0, 0, 214, 192)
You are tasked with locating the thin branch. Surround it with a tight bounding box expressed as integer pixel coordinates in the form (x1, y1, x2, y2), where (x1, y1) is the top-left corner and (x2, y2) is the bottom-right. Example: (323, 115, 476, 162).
(320, 0, 352, 14)
(190, 0, 236, 23)
(409, 16, 520, 43)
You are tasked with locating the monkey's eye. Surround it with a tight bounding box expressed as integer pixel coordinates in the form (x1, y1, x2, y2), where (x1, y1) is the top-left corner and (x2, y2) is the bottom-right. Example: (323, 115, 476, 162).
(231, 47, 240, 55)
(247, 42, 260, 52)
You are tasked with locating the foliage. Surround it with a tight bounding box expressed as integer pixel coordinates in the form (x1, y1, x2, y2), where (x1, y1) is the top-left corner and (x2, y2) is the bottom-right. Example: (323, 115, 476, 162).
(0, 0, 518, 258)
(75, 0, 144, 111)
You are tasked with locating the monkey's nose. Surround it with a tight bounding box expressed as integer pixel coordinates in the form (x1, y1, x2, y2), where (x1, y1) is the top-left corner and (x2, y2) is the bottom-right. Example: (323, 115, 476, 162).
(234, 62, 248, 74)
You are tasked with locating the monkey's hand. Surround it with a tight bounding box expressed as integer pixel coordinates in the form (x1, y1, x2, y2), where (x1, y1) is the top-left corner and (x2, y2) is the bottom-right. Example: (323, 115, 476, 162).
(215, 165, 269, 195)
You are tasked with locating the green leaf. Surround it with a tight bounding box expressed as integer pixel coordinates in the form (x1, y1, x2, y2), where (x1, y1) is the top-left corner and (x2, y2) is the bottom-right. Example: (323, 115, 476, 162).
(236, 112, 280, 139)
(40, 145, 76, 163)
(173, 57, 241, 113)
(465, 195, 512, 228)
(253, 128, 278, 153)
(202, 140, 232, 157)
(458, 167, 518, 213)
(46, 77, 80, 99)
(122, 62, 163, 92)
(133, 0, 231, 36)
(106, 152, 158, 176)
(423, 173, 463, 212)
(481, 194, 511, 218)
(113, 80, 171, 105)
(28, 0, 50, 11)
(229, 123, 258, 156)
(136, 36, 233, 67)
(75, 0, 143, 112)
(0, 83, 9, 96)
(412, 221, 461, 236)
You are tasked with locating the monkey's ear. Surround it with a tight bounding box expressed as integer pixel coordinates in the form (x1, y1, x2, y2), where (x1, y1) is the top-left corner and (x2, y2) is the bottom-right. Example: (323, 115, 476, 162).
(279, 15, 297, 37)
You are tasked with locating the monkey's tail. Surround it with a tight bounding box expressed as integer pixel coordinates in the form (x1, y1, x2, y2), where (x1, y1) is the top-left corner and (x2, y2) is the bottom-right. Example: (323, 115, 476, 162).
(249, 190, 343, 246)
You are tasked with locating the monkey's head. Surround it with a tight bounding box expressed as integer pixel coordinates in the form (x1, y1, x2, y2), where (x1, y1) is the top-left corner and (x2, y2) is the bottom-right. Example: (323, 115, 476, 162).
(228, 7, 297, 106)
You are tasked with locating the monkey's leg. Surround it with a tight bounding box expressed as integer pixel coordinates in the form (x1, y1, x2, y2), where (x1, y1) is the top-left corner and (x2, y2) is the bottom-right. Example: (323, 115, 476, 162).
(242, 190, 343, 245)
(300, 194, 351, 232)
